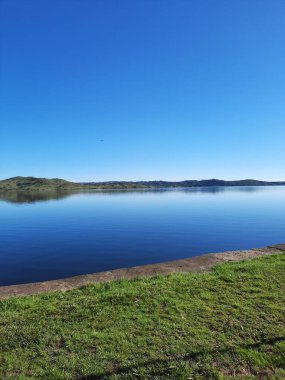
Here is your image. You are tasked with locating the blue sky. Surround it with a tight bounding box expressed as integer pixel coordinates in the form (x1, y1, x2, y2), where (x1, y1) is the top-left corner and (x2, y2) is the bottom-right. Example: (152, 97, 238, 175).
(0, 0, 284, 181)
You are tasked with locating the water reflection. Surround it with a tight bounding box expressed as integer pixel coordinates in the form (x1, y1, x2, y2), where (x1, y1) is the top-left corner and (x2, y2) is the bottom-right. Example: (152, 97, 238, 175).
(0, 186, 270, 204)
(0, 190, 76, 204)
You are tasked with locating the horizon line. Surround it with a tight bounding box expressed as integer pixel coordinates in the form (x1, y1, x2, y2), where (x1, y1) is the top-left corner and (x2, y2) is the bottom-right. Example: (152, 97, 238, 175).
(1, 176, 285, 183)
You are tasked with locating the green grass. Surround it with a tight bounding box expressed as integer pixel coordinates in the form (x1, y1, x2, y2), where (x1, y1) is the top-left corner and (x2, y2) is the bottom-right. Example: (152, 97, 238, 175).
(1, 254, 285, 380)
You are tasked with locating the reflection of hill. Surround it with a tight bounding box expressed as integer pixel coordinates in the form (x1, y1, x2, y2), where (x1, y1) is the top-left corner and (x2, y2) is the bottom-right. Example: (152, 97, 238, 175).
(0, 190, 78, 204)
(0, 185, 275, 204)
(181, 186, 263, 194)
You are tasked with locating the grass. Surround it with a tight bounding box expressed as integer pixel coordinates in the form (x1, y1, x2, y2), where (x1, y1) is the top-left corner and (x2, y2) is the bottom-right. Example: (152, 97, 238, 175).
(0, 254, 285, 380)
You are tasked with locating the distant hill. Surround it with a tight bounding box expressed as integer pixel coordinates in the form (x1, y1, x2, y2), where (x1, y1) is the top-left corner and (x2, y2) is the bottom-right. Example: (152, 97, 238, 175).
(0, 176, 285, 191)
(84, 179, 285, 188)
(0, 176, 82, 191)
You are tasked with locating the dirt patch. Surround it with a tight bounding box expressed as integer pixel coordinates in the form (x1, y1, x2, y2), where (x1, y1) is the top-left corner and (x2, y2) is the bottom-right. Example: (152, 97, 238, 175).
(0, 244, 284, 299)
(268, 243, 285, 251)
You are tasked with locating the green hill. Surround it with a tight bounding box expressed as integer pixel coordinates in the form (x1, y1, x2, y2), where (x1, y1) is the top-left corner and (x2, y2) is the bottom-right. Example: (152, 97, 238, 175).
(0, 176, 81, 191)
(0, 176, 285, 191)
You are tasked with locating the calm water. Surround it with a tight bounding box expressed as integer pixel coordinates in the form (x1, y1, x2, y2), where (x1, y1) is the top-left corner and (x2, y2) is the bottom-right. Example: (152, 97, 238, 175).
(0, 186, 284, 286)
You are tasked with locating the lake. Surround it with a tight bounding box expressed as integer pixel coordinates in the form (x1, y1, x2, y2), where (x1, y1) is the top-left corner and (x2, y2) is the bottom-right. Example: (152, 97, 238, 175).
(0, 186, 284, 286)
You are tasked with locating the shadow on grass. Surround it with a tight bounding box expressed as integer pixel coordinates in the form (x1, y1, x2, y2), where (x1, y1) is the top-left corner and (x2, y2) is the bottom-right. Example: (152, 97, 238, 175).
(77, 336, 285, 379)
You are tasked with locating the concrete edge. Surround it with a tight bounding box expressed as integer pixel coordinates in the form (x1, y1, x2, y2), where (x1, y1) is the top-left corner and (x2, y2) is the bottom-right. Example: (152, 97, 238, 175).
(0, 244, 284, 299)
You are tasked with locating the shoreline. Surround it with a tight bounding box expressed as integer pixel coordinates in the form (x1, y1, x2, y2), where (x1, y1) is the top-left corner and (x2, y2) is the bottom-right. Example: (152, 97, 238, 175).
(0, 243, 284, 299)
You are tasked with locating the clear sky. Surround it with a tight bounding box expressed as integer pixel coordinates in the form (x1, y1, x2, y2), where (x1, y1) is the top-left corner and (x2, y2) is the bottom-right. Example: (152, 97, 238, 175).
(0, 0, 284, 182)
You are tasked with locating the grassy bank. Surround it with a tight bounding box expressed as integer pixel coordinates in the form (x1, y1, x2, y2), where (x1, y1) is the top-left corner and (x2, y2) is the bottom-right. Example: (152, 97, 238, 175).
(0, 254, 285, 379)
